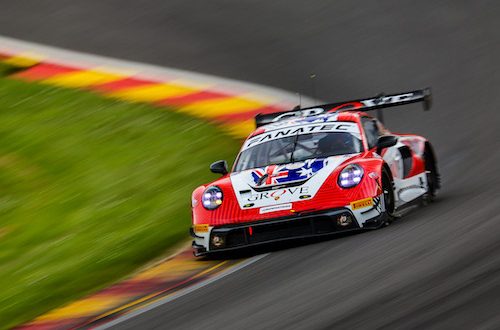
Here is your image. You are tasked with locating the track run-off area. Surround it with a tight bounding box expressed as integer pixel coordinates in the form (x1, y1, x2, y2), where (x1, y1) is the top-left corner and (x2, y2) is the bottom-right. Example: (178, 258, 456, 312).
(1, 1, 500, 329)
(0, 37, 291, 329)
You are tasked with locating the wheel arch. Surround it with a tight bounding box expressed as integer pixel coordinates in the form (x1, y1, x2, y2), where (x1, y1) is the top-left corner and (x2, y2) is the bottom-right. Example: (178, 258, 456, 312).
(381, 161, 393, 184)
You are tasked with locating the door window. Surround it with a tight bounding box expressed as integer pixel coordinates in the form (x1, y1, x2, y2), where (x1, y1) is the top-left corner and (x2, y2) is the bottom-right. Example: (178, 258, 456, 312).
(361, 118, 380, 149)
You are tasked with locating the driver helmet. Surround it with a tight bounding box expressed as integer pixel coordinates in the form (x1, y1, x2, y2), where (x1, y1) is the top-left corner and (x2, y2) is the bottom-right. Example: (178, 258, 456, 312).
(317, 132, 353, 154)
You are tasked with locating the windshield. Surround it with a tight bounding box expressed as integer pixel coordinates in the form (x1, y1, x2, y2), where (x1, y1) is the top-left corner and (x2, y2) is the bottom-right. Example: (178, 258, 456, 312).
(234, 131, 362, 172)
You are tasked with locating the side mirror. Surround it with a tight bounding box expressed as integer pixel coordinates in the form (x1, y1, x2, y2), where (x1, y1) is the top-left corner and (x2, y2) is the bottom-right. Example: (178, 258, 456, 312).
(210, 160, 229, 175)
(376, 135, 398, 154)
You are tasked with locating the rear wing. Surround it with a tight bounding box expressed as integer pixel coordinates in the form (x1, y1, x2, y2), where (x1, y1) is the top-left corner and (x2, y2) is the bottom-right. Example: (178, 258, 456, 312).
(255, 88, 432, 127)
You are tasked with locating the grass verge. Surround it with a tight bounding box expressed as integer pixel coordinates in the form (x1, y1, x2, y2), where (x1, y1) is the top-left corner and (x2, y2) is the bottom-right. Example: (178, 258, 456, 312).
(0, 71, 241, 328)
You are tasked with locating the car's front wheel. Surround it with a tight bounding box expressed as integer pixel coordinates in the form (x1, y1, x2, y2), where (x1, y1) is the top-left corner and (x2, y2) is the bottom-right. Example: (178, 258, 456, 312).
(381, 168, 395, 225)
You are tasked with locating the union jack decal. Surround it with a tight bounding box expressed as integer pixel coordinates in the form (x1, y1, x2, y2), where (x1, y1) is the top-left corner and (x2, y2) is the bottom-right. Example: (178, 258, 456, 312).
(251, 158, 326, 186)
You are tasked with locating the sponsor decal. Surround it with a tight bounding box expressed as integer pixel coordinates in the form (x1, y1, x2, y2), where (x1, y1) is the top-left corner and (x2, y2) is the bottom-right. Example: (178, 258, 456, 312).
(231, 154, 351, 210)
(260, 113, 339, 131)
(351, 197, 374, 210)
(373, 196, 383, 213)
(259, 203, 292, 214)
(270, 190, 286, 201)
(357, 93, 415, 108)
(265, 92, 419, 124)
(251, 158, 326, 187)
(243, 122, 359, 150)
(361, 195, 383, 215)
(272, 108, 325, 122)
(295, 114, 339, 124)
(252, 165, 289, 186)
(327, 93, 418, 113)
(194, 224, 209, 232)
(246, 186, 309, 202)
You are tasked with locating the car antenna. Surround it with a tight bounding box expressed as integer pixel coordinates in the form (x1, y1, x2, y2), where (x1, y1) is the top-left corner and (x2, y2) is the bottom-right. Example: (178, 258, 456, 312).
(293, 92, 302, 110)
(309, 73, 317, 105)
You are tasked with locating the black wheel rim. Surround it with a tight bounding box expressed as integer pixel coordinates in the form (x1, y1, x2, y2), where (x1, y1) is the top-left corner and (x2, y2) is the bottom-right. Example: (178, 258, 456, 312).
(383, 173, 394, 215)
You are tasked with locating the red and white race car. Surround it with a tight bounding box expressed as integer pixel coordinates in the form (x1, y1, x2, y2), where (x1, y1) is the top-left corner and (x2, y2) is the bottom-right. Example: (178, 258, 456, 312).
(191, 89, 440, 256)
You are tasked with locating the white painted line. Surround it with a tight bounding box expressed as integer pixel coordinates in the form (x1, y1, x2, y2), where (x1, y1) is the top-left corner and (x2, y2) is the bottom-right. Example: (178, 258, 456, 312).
(0, 35, 318, 107)
(94, 253, 269, 330)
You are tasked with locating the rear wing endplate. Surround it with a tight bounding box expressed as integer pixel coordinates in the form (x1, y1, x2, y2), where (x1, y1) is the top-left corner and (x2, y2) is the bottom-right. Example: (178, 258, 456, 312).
(255, 88, 432, 127)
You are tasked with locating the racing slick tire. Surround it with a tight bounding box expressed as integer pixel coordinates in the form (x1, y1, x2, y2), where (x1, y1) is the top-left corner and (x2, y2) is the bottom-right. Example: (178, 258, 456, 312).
(423, 143, 440, 203)
(381, 167, 396, 225)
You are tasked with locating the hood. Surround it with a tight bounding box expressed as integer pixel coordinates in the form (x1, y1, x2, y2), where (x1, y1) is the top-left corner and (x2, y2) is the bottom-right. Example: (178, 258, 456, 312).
(230, 155, 356, 210)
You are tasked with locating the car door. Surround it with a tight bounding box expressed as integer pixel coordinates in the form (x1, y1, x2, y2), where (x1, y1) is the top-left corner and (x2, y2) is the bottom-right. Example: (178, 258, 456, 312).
(362, 117, 415, 207)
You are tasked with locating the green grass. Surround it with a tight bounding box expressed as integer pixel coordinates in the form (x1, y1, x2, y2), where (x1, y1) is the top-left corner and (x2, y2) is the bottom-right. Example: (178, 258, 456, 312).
(0, 74, 241, 328)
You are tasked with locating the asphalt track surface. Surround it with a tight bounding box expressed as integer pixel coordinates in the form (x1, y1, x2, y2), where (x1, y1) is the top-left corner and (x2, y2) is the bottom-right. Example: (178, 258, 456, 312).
(2, 1, 500, 329)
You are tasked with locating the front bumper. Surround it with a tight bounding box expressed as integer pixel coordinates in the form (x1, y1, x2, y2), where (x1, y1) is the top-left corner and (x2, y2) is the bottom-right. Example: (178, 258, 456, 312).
(191, 208, 384, 256)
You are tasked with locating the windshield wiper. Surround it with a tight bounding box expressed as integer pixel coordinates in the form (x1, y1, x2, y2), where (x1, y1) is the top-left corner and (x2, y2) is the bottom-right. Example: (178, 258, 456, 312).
(256, 173, 268, 186)
(289, 132, 300, 163)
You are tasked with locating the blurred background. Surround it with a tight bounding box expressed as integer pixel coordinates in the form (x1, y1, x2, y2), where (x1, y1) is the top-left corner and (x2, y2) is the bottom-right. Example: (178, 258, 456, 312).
(0, 1, 499, 329)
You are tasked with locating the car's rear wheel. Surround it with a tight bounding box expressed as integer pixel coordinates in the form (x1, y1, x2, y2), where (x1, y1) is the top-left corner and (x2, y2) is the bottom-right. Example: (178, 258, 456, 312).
(423, 143, 440, 203)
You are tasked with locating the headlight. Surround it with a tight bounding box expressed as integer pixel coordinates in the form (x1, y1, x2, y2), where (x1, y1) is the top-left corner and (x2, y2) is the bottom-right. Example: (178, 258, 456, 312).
(202, 186, 223, 210)
(338, 164, 364, 188)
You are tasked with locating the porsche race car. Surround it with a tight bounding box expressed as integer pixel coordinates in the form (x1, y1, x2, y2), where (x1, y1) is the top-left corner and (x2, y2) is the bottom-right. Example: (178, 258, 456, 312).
(191, 88, 440, 256)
